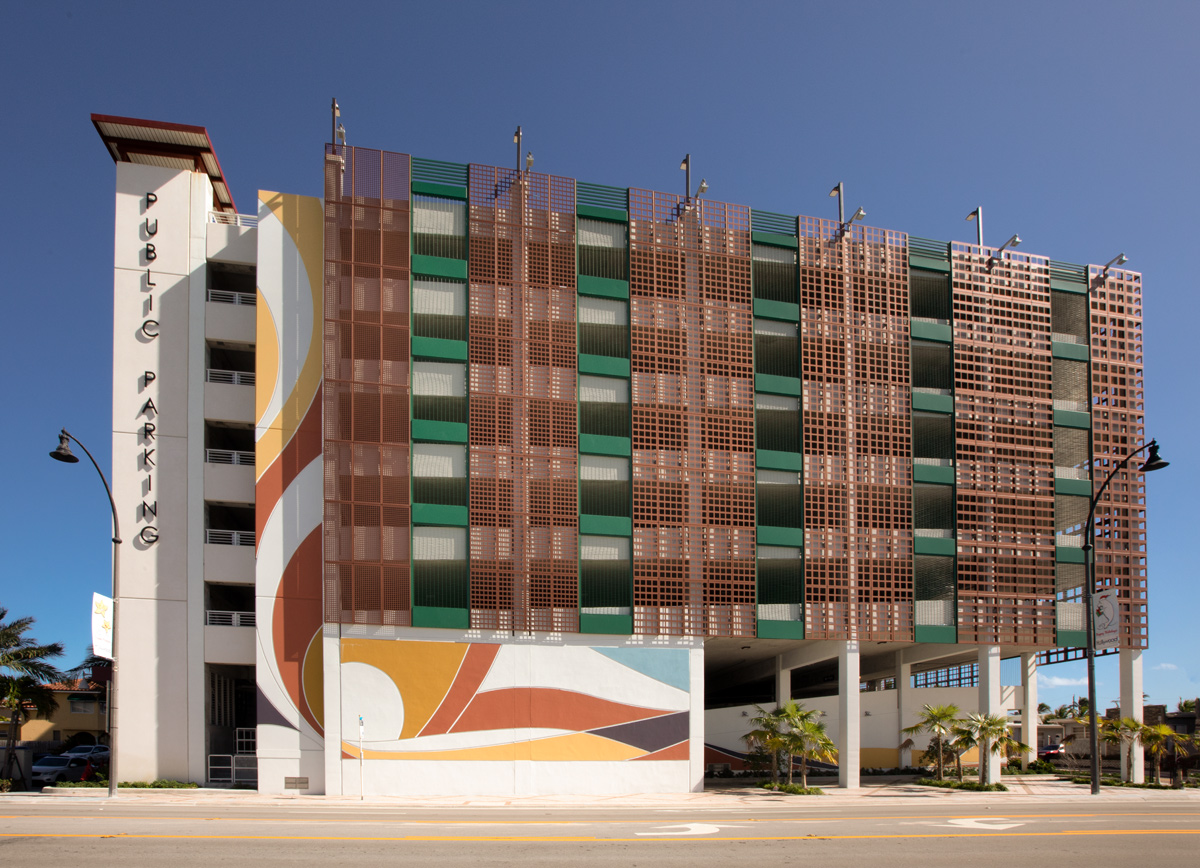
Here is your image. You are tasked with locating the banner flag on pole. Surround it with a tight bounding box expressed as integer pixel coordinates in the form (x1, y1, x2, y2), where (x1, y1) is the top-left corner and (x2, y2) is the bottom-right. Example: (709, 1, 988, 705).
(92, 592, 114, 660)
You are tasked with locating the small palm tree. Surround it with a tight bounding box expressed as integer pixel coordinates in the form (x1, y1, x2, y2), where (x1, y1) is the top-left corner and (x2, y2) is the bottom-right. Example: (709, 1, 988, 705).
(1139, 723, 1193, 785)
(778, 701, 837, 788)
(744, 705, 788, 784)
(903, 704, 960, 781)
(960, 713, 1030, 786)
(0, 609, 64, 785)
(1037, 702, 1052, 724)
(1178, 698, 1197, 714)
(1101, 716, 1145, 782)
(948, 721, 978, 782)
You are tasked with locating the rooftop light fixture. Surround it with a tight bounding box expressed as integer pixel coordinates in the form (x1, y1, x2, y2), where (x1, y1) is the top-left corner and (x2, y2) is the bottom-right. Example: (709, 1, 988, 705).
(514, 126, 522, 172)
(696, 178, 708, 196)
(830, 182, 845, 224)
(1100, 252, 1129, 280)
(680, 154, 691, 199)
(987, 233, 1021, 269)
(525, 151, 534, 172)
(966, 206, 983, 246)
(838, 204, 865, 237)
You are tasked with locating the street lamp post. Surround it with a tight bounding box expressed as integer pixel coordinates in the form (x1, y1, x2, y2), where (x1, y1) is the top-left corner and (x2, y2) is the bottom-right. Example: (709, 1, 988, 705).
(49, 429, 121, 799)
(1080, 439, 1168, 795)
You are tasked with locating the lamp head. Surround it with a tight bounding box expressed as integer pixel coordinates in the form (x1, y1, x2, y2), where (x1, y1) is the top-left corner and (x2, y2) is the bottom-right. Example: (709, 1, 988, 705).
(513, 126, 521, 144)
(50, 430, 79, 464)
(1139, 440, 1169, 473)
(851, 206, 866, 222)
(680, 154, 689, 171)
(525, 151, 534, 170)
(966, 207, 980, 222)
(829, 182, 842, 198)
(696, 179, 708, 195)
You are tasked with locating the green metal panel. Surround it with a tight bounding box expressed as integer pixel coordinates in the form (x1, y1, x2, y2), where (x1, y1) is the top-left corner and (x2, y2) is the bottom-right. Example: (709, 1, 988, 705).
(757, 619, 805, 640)
(912, 391, 954, 414)
(753, 298, 800, 322)
(411, 419, 469, 443)
(1056, 546, 1086, 564)
(1054, 409, 1092, 429)
(412, 254, 468, 279)
(411, 180, 468, 201)
(1055, 477, 1093, 497)
(1050, 279, 1089, 294)
(576, 203, 628, 223)
(751, 230, 799, 249)
(580, 514, 633, 537)
(914, 536, 956, 557)
(412, 503, 469, 527)
(915, 624, 957, 644)
(577, 275, 630, 300)
(579, 434, 632, 457)
(1052, 341, 1089, 361)
(1056, 629, 1087, 648)
(911, 320, 953, 343)
(754, 374, 803, 397)
(909, 255, 952, 274)
(757, 526, 805, 547)
(412, 336, 468, 362)
(412, 606, 470, 630)
(756, 450, 804, 472)
(914, 463, 956, 485)
(580, 613, 634, 635)
(579, 354, 631, 378)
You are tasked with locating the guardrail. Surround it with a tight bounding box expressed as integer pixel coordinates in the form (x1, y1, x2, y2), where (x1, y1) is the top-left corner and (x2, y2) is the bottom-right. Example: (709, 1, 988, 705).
(206, 610, 256, 627)
(206, 369, 255, 386)
(208, 753, 258, 785)
(208, 212, 258, 228)
(206, 449, 254, 466)
(205, 529, 255, 547)
(207, 289, 256, 306)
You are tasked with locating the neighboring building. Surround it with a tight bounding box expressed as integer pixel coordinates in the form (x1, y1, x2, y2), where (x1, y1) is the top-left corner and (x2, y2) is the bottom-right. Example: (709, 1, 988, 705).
(93, 114, 1153, 795)
(10, 678, 108, 749)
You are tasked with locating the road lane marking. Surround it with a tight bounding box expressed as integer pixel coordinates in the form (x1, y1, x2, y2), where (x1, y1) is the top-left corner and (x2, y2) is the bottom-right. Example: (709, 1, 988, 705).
(1, 829, 1199, 843)
(941, 818, 1023, 830)
(637, 824, 743, 836)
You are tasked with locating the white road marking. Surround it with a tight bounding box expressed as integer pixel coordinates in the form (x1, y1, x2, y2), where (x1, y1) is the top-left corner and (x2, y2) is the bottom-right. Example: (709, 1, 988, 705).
(636, 823, 743, 836)
(939, 817, 1024, 830)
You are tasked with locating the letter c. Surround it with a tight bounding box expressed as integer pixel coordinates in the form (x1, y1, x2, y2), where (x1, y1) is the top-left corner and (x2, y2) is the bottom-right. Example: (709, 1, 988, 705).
(141, 320, 160, 338)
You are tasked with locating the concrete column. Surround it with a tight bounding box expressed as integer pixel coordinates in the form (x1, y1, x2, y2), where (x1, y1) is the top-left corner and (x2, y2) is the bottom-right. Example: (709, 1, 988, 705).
(978, 645, 1002, 784)
(1020, 652, 1038, 770)
(775, 655, 790, 707)
(896, 659, 912, 769)
(1120, 648, 1144, 783)
(838, 641, 860, 789)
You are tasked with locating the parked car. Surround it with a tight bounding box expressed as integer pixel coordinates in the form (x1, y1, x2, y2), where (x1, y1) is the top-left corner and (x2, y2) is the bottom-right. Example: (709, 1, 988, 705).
(1038, 743, 1065, 760)
(30, 756, 91, 785)
(62, 745, 110, 760)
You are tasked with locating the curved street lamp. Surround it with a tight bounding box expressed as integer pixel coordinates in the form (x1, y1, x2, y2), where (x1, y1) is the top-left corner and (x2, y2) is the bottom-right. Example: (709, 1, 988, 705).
(49, 428, 121, 798)
(1081, 439, 1169, 795)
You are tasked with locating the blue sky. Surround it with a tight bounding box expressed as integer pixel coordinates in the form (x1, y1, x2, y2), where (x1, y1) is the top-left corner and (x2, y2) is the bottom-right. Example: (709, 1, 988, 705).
(2, 1, 1195, 712)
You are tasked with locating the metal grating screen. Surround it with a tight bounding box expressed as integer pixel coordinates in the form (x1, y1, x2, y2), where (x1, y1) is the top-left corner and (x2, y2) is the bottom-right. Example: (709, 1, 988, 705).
(628, 190, 755, 637)
(467, 165, 579, 632)
(950, 244, 1055, 645)
(800, 220, 913, 641)
(1089, 267, 1147, 648)
(322, 145, 412, 625)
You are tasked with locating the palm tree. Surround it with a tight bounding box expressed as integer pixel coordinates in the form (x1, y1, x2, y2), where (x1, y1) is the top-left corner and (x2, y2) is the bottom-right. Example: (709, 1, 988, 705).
(1138, 723, 1192, 785)
(902, 704, 960, 781)
(0, 609, 64, 785)
(1101, 716, 1145, 782)
(1178, 698, 1197, 714)
(948, 720, 978, 783)
(778, 700, 837, 788)
(960, 712, 1030, 786)
(1037, 702, 1052, 724)
(744, 705, 788, 784)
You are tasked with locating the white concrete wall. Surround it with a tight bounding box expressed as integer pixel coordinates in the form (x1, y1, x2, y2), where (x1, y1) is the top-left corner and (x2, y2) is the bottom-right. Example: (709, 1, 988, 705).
(206, 222, 257, 264)
(204, 624, 256, 665)
(203, 462, 255, 505)
(205, 301, 256, 345)
(202, 544, 254, 585)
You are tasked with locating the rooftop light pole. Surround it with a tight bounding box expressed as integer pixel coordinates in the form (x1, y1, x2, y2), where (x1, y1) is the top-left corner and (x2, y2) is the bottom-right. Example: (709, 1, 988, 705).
(987, 233, 1021, 269)
(49, 429, 121, 798)
(830, 182, 845, 225)
(1080, 439, 1169, 795)
(966, 206, 983, 246)
(514, 126, 522, 174)
(1100, 253, 1129, 281)
(680, 154, 691, 199)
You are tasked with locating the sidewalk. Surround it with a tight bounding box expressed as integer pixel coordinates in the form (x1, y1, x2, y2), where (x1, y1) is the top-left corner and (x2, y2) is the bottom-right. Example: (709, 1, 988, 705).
(15, 776, 1199, 808)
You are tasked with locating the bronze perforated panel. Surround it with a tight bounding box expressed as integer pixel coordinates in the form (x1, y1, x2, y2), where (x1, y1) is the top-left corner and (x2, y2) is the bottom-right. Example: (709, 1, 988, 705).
(799, 221, 913, 641)
(950, 244, 1055, 645)
(628, 191, 755, 637)
(467, 165, 578, 632)
(322, 145, 412, 625)
(1088, 267, 1147, 648)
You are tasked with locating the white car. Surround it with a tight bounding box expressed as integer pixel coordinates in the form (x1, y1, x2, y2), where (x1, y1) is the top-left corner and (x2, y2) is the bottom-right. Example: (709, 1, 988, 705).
(62, 745, 110, 760)
(30, 756, 91, 785)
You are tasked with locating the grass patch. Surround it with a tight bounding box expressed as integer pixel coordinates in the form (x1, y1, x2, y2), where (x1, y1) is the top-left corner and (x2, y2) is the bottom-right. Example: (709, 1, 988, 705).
(759, 781, 826, 795)
(915, 778, 1008, 791)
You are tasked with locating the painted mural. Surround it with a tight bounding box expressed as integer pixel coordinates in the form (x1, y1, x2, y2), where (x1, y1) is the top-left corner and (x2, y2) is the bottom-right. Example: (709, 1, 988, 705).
(337, 641, 690, 762)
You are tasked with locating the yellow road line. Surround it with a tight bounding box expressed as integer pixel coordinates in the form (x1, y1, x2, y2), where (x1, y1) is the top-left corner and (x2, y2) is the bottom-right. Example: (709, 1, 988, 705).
(1, 829, 1198, 843)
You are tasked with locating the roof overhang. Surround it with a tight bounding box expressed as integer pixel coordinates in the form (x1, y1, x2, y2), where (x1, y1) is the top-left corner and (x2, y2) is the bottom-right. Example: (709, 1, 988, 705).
(92, 113, 236, 213)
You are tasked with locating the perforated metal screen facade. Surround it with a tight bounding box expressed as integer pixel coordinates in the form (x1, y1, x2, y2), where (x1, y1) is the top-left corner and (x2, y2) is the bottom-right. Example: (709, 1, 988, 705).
(799, 221, 913, 641)
(628, 191, 756, 637)
(950, 245, 1056, 645)
(323, 145, 413, 625)
(1089, 268, 1147, 648)
(467, 165, 579, 632)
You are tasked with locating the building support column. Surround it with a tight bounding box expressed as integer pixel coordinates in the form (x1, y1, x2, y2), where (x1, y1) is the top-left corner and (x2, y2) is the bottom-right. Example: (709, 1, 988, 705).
(896, 658, 912, 769)
(838, 640, 860, 789)
(978, 645, 1002, 784)
(1020, 652, 1038, 770)
(1120, 648, 1144, 783)
(775, 655, 790, 708)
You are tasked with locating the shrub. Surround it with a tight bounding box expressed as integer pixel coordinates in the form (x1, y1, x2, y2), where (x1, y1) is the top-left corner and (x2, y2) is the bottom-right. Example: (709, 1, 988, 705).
(0, 779, 10, 793)
(55, 779, 199, 789)
(760, 781, 825, 795)
(915, 778, 1008, 792)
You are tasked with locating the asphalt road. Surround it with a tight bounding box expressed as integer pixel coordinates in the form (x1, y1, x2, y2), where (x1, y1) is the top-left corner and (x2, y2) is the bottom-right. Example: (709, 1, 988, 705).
(1, 798, 1197, 866)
